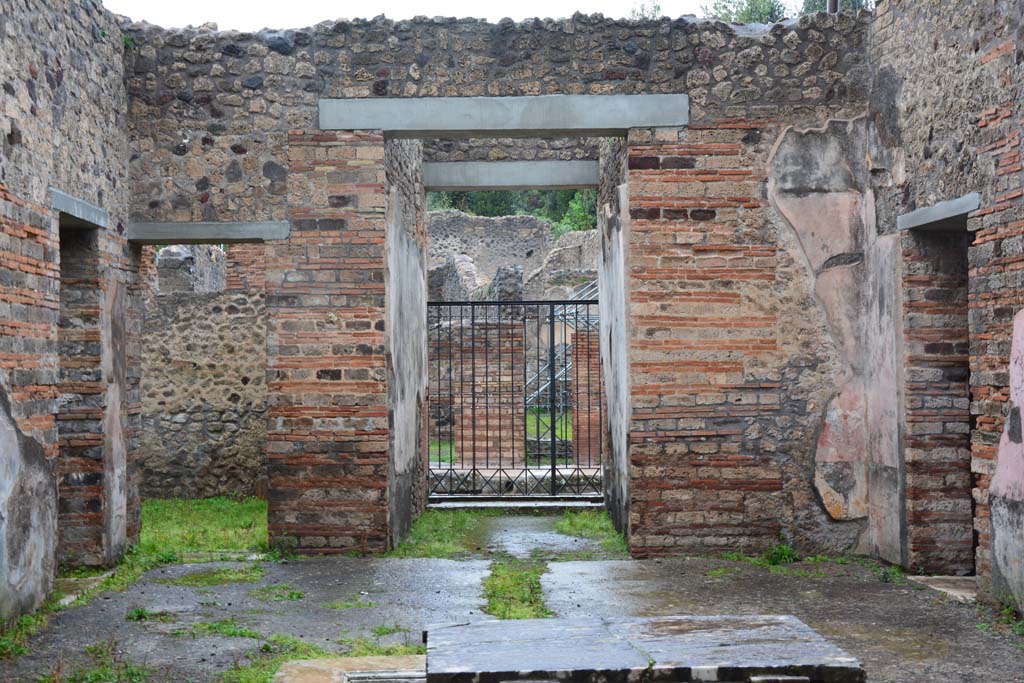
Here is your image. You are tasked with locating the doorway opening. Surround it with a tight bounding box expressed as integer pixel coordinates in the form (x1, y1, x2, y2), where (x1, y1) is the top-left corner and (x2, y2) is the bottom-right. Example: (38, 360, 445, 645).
(424, 189, 604, 499)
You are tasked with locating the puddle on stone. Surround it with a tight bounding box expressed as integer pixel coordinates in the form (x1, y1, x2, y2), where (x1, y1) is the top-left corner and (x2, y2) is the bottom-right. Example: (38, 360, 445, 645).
(815, 623, 949, 662)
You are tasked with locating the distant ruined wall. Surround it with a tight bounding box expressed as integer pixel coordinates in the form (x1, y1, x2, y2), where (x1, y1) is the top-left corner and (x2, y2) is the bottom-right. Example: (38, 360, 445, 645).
(139, 245, 268, 500)
(0, 0, 138, 620)
(427, 211, 552, 285)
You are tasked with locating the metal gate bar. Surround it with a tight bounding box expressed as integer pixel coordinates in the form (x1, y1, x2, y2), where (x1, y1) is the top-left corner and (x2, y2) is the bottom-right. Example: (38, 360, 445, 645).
(427, 299, 602, 497)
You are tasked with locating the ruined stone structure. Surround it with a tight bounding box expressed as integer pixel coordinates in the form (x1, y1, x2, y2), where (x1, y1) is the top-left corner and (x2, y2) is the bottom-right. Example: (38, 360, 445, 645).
(139, 245, 268, 499)
(3, 0, 1024, 623)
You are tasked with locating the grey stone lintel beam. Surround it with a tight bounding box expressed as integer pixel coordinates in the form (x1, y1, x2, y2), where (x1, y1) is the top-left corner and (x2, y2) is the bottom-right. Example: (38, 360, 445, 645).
(126, 220, 290, 244)
(50, 187, 108, 228)
(897, 192, 982, 231)
(423, 161, 599, 191)
(319, 94, 689, 138)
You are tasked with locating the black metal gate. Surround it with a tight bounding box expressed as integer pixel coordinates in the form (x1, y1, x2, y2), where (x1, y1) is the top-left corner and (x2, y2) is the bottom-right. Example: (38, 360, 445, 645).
(427, 297, 603, 497)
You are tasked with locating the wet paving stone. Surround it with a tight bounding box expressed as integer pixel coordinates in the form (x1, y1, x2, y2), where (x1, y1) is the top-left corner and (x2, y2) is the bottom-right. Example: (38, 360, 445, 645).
(426, 615, 864, 683)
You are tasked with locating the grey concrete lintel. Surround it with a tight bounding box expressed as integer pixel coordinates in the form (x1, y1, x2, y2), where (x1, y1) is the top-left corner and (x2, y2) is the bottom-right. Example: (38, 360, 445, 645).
(49, 187, 108, 229)
(423, 161, 598, 191)
(319, 94, 689, 138)
(126, 220, 290, 244)
(897, 192, 981, 231)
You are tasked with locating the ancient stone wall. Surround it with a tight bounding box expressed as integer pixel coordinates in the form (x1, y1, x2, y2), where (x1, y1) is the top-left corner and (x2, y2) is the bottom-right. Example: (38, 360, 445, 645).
(428, 211, 552, 284)
(139, 245, 268, 500)
(0, 0, 138, 620)
(868, 0, 1024, 601)
(121, 13, 871, 226)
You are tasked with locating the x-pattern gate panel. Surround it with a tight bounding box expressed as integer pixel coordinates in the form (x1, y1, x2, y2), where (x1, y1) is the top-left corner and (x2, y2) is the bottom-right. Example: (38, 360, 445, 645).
(427, 299, 603, 497)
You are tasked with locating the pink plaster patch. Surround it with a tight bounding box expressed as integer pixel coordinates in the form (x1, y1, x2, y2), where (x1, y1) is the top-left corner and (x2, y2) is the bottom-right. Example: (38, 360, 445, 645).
(992, 310, 1024, 502)
(773, 192, 863, 272)
(816, 381, 867, 463)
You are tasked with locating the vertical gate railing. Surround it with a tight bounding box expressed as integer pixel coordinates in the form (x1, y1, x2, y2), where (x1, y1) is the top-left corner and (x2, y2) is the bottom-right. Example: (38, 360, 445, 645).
(427, 299, 603, 497)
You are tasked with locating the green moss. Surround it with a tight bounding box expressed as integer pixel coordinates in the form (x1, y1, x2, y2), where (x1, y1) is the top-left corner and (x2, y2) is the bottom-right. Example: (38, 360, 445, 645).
(386, 509, 500, 559)
(554, 509, 629, 557)
(221, 635, 331, 683)
(482, 559, 553, 620)
(158, 564, 265, 587)
(322, 597, 377, 610)
(249, 583, 304, 602)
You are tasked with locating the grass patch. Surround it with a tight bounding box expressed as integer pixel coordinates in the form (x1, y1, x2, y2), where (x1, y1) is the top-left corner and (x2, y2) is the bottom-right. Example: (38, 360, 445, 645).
(429, 440, 455, 464)
(0, 592, 66, 659)
(525, 409, 572, 440)
(221, 634, 330, 683)
(125, 607, 174, 623)
(38, 639, 150, 683)
(249, 583, 304, 602)
(386, 509, 499, 559)
(2, 497, 269, 661)
(337, 636, 425, 657)
(322, 596, 377, 610)
(482, 559, 553, 620)
(554, 509, 629, 557)
(158, 564, 265, 587)
(180, 618, 262, 639)
(371, 624, 408, 637)
(139, 497, 268, 557)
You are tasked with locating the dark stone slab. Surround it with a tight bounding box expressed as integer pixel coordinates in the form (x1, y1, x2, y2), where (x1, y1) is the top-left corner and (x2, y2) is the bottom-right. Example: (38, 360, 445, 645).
(426, 616, 864, 683)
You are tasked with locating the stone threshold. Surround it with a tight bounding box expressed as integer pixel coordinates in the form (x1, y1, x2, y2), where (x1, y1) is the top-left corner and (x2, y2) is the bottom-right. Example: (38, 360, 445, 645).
(276, 655, 426, 683)
(907, 575, 978, 603)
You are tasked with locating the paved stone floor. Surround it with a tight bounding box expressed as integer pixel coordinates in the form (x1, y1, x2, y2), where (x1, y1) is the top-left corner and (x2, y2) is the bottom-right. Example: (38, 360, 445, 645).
(5, 515, 1024, 682)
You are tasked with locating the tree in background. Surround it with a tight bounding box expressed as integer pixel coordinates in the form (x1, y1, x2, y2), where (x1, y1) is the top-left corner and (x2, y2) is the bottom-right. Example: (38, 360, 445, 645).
(427, 189, 597, 236)
(798, 0, 872, 12)
(629, 1, 663, 20)
(702, 0, 789, 22)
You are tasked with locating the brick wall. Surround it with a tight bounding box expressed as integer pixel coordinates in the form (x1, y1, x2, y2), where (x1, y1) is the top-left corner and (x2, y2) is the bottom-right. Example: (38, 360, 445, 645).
(265, 130, 389, 553)
(900, 229, 974, 574)
(56, 226, 105, 564)
(624, 121, 842, 556)
(868, 0, 1023, 597)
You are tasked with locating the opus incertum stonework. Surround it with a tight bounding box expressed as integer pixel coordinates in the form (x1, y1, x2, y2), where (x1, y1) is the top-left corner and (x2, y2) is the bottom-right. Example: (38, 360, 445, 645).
(2, 0, 1023, 629)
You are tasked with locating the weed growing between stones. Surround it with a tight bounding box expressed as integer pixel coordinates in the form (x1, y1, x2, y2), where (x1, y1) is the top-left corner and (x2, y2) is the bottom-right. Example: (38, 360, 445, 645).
(371, 624, 408, 637)
(249, 583, 304, 602)
(337, 635, 425, 657)
(179, 618, 262, 639)
(157, 564, 265, 587)
(553, 509, 629, 557)
(386, 509, 501, 558)
(482, 559, 554, 619)
(322, 596, 378, 610)
(221, 634, 330, 683)
(38, 639, 150, 683)
(125, 607, 174, 622)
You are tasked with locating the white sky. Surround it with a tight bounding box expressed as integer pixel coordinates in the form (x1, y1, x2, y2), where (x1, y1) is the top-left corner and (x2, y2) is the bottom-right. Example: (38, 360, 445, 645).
(102, 0, 708, 30)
